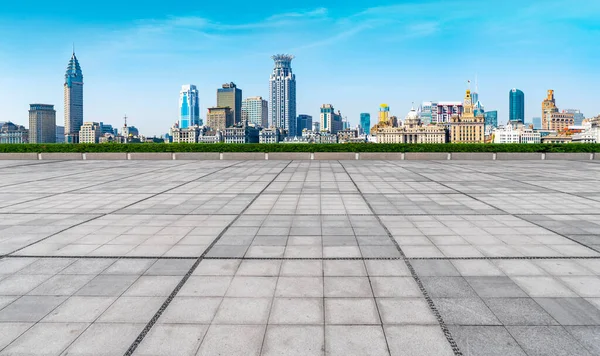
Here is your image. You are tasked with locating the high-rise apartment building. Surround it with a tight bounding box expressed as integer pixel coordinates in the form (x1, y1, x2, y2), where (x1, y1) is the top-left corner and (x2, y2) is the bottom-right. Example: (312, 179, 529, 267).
(320, 104, 343, 134)
(360, 113, 371, 135)
(269, 55, 296, 137)
(241, 96, 268, 127)
(206, 107, 234, 131)
(64, 52, 83, 143)
(217, 83, 242, 125)
(296, 114, 312, 134)
(179, 85, 200, 129)
(29, 104, 56, 143)
(509, 88, 525, 123)
(449, 90, 485, 143)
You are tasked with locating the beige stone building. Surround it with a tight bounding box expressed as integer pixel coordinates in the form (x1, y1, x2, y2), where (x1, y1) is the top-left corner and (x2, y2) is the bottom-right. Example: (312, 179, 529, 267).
(28, 104, 56, 143)
(206, 107, 234, 131)
(449, 90, 485, 143)
(541, 90, 574, 131)
(375, 108, 447, 144)
(79, 122, 102, 143)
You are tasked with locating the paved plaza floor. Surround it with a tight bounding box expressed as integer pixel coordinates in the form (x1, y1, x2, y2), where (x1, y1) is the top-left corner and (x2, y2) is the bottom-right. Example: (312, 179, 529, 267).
(0, 159, 600, 355)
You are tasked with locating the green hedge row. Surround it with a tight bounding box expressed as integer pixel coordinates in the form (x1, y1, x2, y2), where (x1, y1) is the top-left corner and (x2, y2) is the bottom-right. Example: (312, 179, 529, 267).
(1, 143, 599, 153)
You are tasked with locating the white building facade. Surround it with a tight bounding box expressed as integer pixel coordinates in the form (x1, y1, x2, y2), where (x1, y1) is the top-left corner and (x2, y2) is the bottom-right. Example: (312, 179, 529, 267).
(269, 55, 296, 137)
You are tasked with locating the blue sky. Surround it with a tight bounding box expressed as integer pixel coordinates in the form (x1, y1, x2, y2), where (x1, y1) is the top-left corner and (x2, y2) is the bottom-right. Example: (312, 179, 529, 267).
(0, 0, 599, 135)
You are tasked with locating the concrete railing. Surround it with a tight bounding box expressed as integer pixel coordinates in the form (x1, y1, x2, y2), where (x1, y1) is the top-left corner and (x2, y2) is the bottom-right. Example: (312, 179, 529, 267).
(0, 152, 597, 161)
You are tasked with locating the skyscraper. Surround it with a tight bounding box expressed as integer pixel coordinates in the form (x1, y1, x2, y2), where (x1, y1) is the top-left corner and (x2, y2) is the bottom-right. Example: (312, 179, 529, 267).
(29, 104, 56, 143)
(509, 88, 525, 123)
(241, 96, 268, 127)
(269, 55, 296, 137)
(64, 52, 83, 143)
(484, 110, 498, 129)
(360, 113, 371, 135)
(217, 83, 242, 125)
(179, 85, 200, 129)
(296, 114, 312, 134)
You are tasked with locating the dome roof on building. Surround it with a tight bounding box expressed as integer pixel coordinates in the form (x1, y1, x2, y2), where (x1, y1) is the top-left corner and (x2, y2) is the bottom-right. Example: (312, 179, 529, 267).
(405, 107, 419, 121)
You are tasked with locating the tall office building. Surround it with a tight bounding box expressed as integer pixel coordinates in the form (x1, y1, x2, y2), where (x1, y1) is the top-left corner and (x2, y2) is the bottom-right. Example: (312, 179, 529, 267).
(320, 104, 343, 134)
(179, 85, 200, 129)
(217, 83, 242, 125)
(484, 111, 498, 129)
(241, 96, 268, 127)
(296, 114, 312, 134)
(420, 102, 463, 124)
(56, 126, 65, 143)
(509, 89, 525, 123)
(269, 55, 296, 137)
(532, 117, 542, 130)
(29, 104, 56, 143)
(64, 52, 83, 143)
(206, 107, 234, 131)
(360, 113, 371, 135)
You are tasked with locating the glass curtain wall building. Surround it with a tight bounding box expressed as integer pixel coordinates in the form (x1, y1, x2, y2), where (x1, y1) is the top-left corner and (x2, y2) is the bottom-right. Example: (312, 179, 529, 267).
(179, 85, 200, 129)
(64, 52, 83, 143)
(509, 89, 525, 123)
(360, 113, 371, 135)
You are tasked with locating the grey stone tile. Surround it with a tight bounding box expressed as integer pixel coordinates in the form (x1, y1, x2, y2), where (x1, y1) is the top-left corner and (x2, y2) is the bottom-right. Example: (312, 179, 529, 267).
(466, 276, 528, 298)
(62, 323, 145, 356)
(193, 259, 241, 276)
(269, 298, 323, 324)
(17, 258, 75, 275)
(213, 297, 272, 324)
(196, 325, 265, 356)
(98, 296, 164, 322)
(323, 260, 367, 276)
(135, 324, 208, 356)
(421, 277, 478, 298)
(178, 276, 232, 297)
(565, 326, 600, 355)
(434, 298, 501, 325)
(326, 325, 389, 356)
(123, 275, 181, 296)
(75, 275, 139, 296)
(159, 297, 221, 324)
(0, 296, 66, 322)
(236, 260, 281, 276)
(386, 325, 455, 356)
(560, 276, 600, 297)
(0, 322, 88, 356)
(0, 322, 32, 351)
(102, 258, 156, 275)
(507, 326, 593, 356)
(60, 258, 116, 275)
(205, 245, 248, 258)
(225, 276, 277, 297)
(145, 259, 194, 275)
(452, 260, 505, 276)
(377, 298, 437, 324)
(371, 277, 422, 297)
(0, 274, 51, 295)
(262, 325, 324, 356)
(281, 260, 322, 276)
(483, 298, 559, 325)
(0, 296, 17, 310)
(364, 260, 411, 276)
(27, 274, 95, 296)
(511, 276, 578, 297)
(275, 277, 323, 298)
(534, 298, 600, 325)
(411, 260, 460, 276)
(324, 277, 373, 297)
(43, 296, 115, 322)
(325, 298, 380, 324)
(449, 325, 526, 356)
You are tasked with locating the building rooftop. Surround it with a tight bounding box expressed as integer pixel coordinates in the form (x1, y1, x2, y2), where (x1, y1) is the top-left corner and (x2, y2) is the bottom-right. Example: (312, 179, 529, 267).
(0, 159, 599, 355)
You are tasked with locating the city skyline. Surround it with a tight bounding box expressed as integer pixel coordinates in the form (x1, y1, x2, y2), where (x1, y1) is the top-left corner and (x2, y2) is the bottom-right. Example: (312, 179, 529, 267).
(0, 1, 599, 136)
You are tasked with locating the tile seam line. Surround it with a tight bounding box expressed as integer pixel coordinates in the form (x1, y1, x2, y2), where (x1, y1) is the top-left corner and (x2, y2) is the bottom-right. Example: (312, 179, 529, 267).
(122, 160, 292, 356)
(398, 161, 600, 256)
(338, 160, 463, 356)
(1, 162, 242, 259)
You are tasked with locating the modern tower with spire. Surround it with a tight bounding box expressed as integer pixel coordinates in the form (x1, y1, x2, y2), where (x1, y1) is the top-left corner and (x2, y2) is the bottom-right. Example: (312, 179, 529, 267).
(269, 54, 296, 137)
(64, 50, 84, 143)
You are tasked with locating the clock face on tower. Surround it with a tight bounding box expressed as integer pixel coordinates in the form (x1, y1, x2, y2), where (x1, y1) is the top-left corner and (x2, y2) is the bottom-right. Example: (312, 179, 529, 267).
(465, 99, 472, 106)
